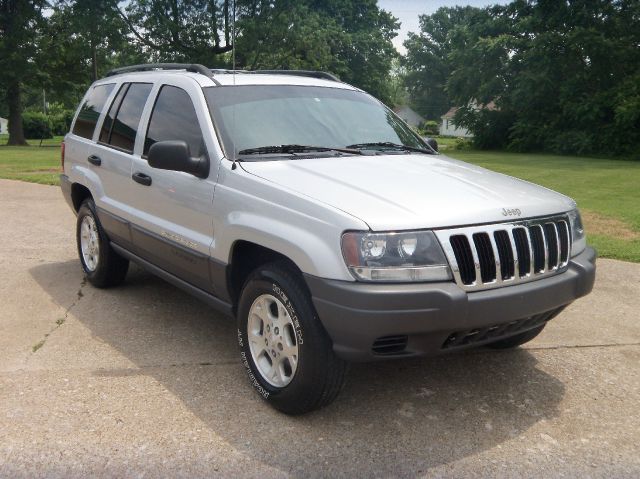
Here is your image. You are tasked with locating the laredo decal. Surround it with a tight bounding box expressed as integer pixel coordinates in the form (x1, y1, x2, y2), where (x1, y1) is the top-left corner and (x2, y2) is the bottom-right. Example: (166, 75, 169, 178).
(161, 231, 198, 249)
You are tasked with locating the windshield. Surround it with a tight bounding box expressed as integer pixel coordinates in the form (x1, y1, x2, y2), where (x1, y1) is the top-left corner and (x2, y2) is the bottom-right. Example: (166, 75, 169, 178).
(203, 85, 429, 159)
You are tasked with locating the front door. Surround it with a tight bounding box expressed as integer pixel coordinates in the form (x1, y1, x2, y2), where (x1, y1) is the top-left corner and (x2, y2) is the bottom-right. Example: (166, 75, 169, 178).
(127, 82, 218, 294)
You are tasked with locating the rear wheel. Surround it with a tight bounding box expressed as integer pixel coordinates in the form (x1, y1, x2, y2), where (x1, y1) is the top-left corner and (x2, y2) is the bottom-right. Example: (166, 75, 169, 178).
(486, 324, 546, 349)
(76, 199, 129, 288)
(236, 261, 347, 415)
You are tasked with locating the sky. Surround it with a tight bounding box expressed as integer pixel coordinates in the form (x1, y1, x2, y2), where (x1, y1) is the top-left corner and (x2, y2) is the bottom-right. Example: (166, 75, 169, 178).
(378, 0, 510, 54)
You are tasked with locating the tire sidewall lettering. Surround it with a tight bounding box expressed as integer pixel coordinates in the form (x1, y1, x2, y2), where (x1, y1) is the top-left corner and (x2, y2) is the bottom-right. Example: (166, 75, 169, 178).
(239, 347, 270, 399)
(272, 283, 304, 345)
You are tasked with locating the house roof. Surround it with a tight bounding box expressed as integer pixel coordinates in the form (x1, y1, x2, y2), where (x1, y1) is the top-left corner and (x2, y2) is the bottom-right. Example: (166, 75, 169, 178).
(441, 107, 458, 119)
(441, 101, 498, 119)
(392, 106, 426, 126)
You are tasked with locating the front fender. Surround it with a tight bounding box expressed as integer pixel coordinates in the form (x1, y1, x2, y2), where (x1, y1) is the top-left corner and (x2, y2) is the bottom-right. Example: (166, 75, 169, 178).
(221, 212, 349, 279)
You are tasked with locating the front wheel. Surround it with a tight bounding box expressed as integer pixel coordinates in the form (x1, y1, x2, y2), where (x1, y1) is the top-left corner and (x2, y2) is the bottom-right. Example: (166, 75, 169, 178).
(236, 261, 347, 415)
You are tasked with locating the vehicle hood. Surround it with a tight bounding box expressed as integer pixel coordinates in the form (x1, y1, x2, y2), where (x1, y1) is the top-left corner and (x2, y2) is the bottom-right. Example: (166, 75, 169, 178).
(240, 154, 576, 231)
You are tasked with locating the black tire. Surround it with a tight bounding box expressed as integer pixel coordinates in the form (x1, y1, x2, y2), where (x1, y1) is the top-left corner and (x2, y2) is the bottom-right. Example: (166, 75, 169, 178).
(76, 198, 129, 288)
(236, 260, 347, 415)
(486, 323, 546, 349)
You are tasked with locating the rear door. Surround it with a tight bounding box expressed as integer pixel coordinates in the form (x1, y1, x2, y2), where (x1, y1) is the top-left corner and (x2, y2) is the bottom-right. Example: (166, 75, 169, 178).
(66, 82, 117, 200)
(126, 80, 219, 294)
(89, 82, 153, 246)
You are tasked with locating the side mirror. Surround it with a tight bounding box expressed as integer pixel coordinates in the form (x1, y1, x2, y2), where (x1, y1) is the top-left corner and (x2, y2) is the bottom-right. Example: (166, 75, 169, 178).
(425, 137, 439, 152)
(148, 140, 209, 178)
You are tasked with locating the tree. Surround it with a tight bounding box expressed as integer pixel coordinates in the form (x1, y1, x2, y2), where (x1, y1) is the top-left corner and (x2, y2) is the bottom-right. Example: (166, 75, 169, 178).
(234, 0, 399, 103)
(38, 0, 144, 109)
(120, 0, 233, 65)
(407, 0, 640, 158)
(0, 0, 47, 145)
(403, 6, 487, 120)
(54, 0, 133, 82)
(116, 0, 398, 103)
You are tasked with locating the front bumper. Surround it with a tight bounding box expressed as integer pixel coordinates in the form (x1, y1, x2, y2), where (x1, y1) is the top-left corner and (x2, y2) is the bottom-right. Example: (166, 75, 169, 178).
(305, 247, 596, 361)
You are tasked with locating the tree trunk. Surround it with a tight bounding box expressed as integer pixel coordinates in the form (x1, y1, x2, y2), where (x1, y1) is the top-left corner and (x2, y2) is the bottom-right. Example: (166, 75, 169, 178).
(224, 0, 230, 46)
(91, 39, 98, 82)
(6, 80, 27, 146)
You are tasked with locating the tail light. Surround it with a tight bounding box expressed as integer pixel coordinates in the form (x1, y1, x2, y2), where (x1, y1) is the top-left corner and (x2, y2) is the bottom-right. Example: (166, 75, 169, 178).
(61, 141, 65, 171)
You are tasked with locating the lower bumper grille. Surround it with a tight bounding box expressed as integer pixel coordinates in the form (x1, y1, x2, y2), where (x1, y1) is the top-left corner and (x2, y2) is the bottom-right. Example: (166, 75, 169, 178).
(441, 307, 563, 350)
(372, 335, 408, 355)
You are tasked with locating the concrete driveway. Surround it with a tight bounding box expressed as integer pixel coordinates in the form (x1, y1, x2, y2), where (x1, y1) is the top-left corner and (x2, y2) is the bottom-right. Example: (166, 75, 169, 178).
(1, 178, 639, 478)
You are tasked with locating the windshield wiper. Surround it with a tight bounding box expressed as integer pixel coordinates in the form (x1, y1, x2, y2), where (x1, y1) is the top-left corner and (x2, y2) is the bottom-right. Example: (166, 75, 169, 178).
(238, 144, 363, 156)
(346, 142, 435, 154)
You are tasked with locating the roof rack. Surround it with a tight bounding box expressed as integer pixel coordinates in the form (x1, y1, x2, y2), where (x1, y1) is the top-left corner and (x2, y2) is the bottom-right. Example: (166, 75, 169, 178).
(105, 64, 341, 85)
(105, 63, 221, 85)
(209, 69, 341, 83)
(252, 70, 341, 82)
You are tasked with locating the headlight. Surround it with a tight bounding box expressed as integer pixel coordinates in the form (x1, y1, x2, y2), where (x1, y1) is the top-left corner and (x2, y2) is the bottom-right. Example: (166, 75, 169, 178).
(568, 209, 586, 257)
(341, 230, 452, 282)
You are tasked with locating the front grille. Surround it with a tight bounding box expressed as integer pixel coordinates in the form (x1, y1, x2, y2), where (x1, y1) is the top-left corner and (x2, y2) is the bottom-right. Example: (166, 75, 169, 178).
(372, 335, 408, 355)
(435, 215, 571, 292)
(441, 307, 563, 350)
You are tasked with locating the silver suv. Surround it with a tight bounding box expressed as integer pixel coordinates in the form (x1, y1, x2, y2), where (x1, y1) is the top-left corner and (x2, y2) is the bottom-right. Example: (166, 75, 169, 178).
(60, 63, 596, 414)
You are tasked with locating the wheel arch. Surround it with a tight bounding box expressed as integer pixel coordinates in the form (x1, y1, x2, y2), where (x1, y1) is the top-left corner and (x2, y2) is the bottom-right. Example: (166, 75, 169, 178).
(227, 240, 305, 311)
(71, 183, 93, 212)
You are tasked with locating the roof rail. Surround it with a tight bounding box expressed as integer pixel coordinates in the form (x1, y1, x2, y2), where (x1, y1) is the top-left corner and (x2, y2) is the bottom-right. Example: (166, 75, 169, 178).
(208, 69, 341, 83)
(105, 63, 221, 85)
(252, 70, 341, 82)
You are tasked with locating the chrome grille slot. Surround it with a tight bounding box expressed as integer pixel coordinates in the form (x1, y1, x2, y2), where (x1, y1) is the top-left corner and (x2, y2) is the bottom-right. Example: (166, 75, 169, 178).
(512, 227, 531, 277)
(557, 220, 570, 264)
(450, 235, 476, 285)
(544, 223, 559, 269)
(494, 230, 515, 280)
(529, 225, 546, 273)
(472, 232, 496, 283)
(435, 214, 572, 292)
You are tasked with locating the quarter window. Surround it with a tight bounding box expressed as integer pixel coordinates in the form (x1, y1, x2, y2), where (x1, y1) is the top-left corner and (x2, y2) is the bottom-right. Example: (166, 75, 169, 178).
(99, 83, 152, 152)
(99, 84, 128, 144)
(144, 85, 205, 158)
(72, 83, 115, 140)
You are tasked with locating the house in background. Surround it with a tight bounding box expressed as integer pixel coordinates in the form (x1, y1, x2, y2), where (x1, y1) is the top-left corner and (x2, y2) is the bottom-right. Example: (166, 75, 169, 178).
(393, 105, 425, 129)
(439, 107, 473, 137)
(0, 117, 7, 135)
(440, 101, 498, 137)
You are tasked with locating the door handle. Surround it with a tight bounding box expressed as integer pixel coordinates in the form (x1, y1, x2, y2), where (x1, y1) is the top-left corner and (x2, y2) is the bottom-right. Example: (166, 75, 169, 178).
(132, 171, 152, 186)
(87, 155, 101, 166)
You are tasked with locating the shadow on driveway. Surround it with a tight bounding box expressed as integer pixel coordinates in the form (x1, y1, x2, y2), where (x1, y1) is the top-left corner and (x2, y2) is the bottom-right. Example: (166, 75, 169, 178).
(30, 260, 566, 475)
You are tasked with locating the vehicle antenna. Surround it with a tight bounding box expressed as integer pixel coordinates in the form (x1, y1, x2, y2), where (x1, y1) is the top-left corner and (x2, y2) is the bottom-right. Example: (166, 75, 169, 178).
(231, 0, 238, 170)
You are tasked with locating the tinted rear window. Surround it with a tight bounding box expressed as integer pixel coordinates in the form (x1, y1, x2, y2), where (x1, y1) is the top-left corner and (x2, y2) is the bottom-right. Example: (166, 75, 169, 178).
(73, 83, 115, 139)
(99, 83, 152, 152)
(144, 85, 204, 158)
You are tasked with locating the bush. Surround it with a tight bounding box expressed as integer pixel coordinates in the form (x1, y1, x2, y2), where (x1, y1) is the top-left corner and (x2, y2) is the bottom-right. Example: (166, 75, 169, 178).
(454, 137, 473, 150)
(49, 110, 74, 136)
(47, 103, 75, 136)
(22, 111, 52, 139)
(420, 120, 440, 136)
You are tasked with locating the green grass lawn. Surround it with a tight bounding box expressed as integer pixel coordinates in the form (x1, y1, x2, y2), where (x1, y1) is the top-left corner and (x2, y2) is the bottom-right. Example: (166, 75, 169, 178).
(0, 135, 63, 185)
(0, 138, 638, 262)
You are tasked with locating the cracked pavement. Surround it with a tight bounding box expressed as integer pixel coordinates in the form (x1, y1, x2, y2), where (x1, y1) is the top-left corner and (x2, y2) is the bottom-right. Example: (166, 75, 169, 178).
(1, 178, 639, 477)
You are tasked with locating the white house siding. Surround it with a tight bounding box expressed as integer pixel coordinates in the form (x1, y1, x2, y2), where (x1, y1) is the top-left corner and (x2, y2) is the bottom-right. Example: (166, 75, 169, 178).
(439, 117, 473, 137)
